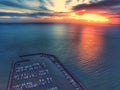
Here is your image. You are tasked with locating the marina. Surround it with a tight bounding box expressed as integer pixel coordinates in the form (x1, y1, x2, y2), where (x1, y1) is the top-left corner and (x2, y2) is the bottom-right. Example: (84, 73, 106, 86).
(7, 53, 86, 90)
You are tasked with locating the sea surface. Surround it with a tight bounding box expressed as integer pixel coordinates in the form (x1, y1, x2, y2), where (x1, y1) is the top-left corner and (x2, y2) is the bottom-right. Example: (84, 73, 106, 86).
(0, 23, 120, 90)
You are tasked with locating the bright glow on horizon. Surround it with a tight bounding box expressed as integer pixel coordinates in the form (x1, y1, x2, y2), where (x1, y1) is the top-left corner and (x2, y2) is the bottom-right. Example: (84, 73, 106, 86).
(68, 12, 109, 23)
(80, 13, 109, 22)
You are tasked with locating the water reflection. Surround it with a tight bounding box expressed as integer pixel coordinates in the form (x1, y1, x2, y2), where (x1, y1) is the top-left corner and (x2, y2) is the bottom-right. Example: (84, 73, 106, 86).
(79, 26, 104, 69)
(52, 24, 67, 38)
(69, 26, 105, 70)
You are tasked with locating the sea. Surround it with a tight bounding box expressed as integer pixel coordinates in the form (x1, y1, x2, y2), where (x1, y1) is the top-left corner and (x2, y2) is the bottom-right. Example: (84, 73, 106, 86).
(0, 23, 120, 90)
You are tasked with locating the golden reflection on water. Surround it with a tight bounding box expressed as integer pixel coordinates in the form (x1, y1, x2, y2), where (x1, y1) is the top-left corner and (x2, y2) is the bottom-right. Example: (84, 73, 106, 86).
(78, 26, 104, 68)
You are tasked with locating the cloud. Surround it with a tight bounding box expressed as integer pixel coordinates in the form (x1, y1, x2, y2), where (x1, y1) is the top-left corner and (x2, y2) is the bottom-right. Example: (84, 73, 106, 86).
(21, 0, 40, 8)
(0, 0, 105, 12)
(0, 12, 54, 17)
(0, 1, 25, 9)
(0, 0, 44, 11)
(0, 12, 27, 17)
(0, 0, 120, 13)
(73, 0, 120, 12)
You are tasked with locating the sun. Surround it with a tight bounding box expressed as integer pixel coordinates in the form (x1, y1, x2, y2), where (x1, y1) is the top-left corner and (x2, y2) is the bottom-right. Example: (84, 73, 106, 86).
(68, 12, 109, 23)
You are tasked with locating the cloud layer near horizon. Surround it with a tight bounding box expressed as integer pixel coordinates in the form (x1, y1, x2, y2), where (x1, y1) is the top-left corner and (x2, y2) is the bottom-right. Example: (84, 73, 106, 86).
(0, 0, 120, 22)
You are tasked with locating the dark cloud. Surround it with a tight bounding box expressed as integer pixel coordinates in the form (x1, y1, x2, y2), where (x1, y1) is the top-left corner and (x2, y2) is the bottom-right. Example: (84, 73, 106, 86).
(73, 0, 120, 12)
(0, 12, 25, 16)
(0, 12, 54, 17)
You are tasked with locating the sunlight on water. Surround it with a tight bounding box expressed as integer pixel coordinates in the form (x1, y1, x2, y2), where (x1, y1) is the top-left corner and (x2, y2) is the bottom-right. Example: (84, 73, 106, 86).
(78, 26, 103, 69)
(68, 25, 105, 71)
(79, 27, 103, 63)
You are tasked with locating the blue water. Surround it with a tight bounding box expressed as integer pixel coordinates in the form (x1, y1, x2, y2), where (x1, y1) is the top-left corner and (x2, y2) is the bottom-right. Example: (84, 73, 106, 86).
(0, 23, 120, 90)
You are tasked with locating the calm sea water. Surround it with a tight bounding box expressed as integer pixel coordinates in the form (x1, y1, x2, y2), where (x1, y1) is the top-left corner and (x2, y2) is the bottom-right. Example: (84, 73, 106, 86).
(0, 23, 120, 90)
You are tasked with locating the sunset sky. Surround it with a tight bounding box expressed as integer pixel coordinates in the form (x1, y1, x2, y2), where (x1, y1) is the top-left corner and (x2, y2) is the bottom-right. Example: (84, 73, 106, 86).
(0, 0, 120, 24)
